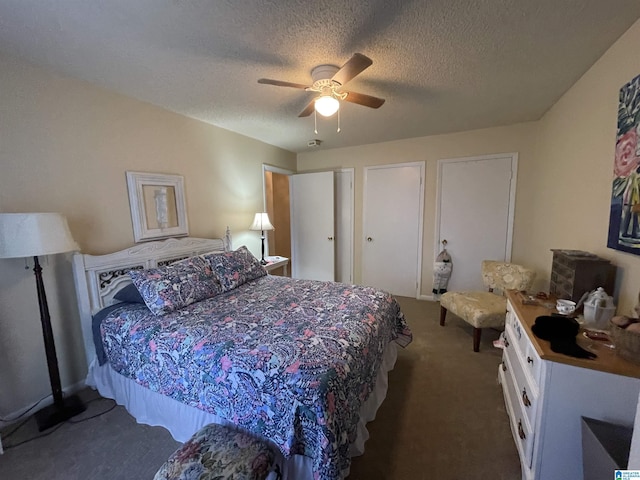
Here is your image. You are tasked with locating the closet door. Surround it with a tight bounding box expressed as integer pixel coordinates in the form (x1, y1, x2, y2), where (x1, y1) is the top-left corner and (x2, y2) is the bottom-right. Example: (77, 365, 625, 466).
(290, 171, 335, 281)
(435, 153, 517, 292)
(362, 162, 424, 297)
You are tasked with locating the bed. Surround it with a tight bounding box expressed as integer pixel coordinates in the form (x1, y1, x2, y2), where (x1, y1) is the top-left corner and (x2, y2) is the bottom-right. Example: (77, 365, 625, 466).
(72, 232, 412, 480)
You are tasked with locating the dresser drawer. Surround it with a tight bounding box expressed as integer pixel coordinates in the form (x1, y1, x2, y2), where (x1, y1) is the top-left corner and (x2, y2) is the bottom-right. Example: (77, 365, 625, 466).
(499, 353, 535, 469)
(523, 342, 542, 387)
(506, 302, 542, 386)
(506, 304, 528, 357)
(503, 331, 539, 428)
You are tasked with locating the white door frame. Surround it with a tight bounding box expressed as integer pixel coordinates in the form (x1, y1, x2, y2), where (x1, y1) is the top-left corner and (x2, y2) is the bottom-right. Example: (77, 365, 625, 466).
(362, 161, 425, 298)
(433, 152, 518, 268)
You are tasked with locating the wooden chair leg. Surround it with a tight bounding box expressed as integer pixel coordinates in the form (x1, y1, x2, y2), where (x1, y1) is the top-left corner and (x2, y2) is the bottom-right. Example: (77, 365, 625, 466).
(440, 305, 447, 326)
(473, 328, 481, 352)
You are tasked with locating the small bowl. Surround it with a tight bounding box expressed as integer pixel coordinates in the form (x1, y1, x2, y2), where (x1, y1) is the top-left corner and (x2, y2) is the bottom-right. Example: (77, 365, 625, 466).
(556, 299, 576, 315)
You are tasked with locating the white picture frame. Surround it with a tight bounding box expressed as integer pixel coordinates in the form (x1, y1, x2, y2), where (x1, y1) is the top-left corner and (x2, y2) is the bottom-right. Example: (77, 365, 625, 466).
(126, 171, 189, 243)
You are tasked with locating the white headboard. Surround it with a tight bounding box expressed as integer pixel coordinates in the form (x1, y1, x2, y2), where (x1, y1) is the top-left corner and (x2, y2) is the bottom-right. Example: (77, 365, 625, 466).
(72, 230, 231, 368)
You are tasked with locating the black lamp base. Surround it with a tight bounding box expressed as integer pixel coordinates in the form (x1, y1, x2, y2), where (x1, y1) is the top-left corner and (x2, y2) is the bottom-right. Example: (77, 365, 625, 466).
(259, 233, 268, 266)
(34, 394, 86, 431)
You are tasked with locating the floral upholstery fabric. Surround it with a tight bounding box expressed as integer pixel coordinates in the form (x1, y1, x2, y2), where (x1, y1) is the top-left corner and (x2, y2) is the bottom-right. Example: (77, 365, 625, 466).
(154, 423, 278, 480)
(440, 291, 508, 328)
(129, 256, 221, 316)
(440, 261, 535, 329)
(203, 246, 267, 292)
(98, 275, 412, 480)
(481, 261, 536, 293)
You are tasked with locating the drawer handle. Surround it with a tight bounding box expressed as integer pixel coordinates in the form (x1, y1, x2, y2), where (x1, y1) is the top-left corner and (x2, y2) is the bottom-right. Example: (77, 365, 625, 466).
(518, 420, 526, 440)
(501, 362, 507, 372)
(522, 388, 531, 408)
(527, 356, 534, 365)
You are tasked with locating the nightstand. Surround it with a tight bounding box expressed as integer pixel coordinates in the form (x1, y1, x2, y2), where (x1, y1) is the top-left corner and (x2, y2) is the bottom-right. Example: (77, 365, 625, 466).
(264, 256, 289, 276)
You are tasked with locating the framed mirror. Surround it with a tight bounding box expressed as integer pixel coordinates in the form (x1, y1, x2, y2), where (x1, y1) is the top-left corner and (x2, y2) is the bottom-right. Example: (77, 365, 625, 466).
(126, 171, 189, 242)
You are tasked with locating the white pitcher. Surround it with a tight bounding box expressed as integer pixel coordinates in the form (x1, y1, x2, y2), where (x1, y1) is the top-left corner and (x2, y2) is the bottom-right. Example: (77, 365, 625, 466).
(582, 287, 616, 330)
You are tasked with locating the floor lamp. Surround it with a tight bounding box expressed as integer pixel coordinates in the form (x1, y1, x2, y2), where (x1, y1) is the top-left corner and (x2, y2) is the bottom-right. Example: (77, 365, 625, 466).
(249, 212, 274, 265)
(0, 213, 86, 431)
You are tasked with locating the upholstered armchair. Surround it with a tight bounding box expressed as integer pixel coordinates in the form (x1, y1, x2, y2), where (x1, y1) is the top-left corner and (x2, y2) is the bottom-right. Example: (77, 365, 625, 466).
(439, 261, 536, 352)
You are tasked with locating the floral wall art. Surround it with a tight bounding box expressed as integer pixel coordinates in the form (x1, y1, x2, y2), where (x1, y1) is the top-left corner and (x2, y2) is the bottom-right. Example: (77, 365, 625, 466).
(608, 73, 640, 254)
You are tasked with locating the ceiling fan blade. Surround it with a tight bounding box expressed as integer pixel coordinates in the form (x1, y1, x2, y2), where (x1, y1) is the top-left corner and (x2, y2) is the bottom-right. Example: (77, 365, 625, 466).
(343, 91, 385, 109)
(331, 53, 373, 86)
(298, 99, 316, 117)
(258, 78, 310, 89)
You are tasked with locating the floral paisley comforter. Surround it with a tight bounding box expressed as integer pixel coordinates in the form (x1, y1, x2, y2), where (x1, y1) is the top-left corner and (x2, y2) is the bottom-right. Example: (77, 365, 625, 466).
(99, 275, 412, 480)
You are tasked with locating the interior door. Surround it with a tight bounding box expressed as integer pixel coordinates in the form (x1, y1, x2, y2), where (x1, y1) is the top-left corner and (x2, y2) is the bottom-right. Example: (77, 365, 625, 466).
(362, 163, 424, 297)
(335, 169, 354, 283)
(436, 153, 517, 292)
(290, 171, 335, 281)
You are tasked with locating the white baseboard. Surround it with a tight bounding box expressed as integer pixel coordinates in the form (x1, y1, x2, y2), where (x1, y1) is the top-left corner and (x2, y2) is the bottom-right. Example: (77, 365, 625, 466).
(0, 379, 86, 429)
(419, 294, 438, 301)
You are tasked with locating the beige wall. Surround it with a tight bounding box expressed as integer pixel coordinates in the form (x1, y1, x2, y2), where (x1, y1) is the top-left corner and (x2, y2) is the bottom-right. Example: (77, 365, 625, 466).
(524, 19, 640, 315)
(297, 122, 540, 294)
(0, 51, 295, 415)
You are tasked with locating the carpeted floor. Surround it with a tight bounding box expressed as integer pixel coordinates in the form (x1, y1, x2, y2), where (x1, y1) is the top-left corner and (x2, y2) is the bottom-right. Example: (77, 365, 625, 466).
(347, 297, 520, 479)
(0, 297, 520, 479)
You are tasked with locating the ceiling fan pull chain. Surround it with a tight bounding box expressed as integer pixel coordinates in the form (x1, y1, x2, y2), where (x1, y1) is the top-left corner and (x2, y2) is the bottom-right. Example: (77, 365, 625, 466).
(337, 108, 341, 133)
(314, 109, 318, 135)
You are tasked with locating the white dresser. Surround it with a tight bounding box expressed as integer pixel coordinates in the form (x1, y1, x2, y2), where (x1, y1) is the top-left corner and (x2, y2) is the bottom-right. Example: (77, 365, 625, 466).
(499, 291, 640, 480)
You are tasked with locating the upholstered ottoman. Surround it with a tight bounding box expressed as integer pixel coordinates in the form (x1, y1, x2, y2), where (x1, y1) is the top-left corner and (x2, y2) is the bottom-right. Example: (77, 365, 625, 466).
(154, 423, 280, 480)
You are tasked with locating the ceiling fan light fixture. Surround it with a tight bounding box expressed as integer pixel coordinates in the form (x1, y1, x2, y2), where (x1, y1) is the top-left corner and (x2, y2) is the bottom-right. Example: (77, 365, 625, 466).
(315, 95, 340, 117)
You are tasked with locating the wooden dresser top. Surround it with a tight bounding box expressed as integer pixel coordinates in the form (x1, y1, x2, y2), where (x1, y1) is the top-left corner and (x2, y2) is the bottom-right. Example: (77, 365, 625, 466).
(506, 290, 640, 379)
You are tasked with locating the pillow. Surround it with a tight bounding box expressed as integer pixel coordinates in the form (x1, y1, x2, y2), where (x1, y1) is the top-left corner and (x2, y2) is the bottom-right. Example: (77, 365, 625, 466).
(113, 283, 145, 304)
(129, 256, 222, 315)
(203, 245, 266, 292)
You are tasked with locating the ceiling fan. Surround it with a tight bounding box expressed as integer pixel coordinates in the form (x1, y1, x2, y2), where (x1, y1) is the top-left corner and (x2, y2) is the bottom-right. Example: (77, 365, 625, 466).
(258, 53, 385, 118)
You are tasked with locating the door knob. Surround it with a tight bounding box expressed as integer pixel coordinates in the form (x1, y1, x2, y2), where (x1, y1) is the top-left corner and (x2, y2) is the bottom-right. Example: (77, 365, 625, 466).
(328, 236, 334, 241)
(367, 237, 373, 242)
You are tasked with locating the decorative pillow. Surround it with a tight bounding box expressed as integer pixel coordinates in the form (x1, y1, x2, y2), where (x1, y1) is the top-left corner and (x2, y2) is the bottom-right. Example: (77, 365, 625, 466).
(129, 256, 222, 315)
(113, 283, 145, 304)
(203, 246, 266, 292)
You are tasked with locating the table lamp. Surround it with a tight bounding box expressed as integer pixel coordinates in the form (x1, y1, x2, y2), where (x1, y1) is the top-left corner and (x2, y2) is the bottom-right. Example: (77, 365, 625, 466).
(249, 212, 274, 265)
(0, 213, 86, 431)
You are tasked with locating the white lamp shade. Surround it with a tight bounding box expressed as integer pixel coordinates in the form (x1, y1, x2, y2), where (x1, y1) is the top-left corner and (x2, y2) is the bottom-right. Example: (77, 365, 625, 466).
(0, 213, 79, 258)
(249, 212, 274, 231)
(315, 95, 340, 117)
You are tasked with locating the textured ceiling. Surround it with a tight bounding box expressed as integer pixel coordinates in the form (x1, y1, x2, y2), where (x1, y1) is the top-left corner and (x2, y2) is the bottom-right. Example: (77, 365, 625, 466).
(1, 0, 640, 153)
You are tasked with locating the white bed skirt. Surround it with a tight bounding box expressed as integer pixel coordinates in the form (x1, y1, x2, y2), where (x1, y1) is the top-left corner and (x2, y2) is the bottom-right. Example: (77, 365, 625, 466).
(87, 341, 398, 479)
